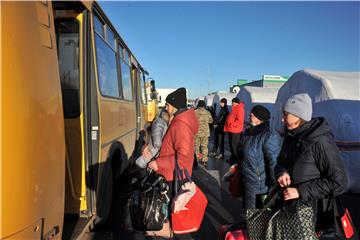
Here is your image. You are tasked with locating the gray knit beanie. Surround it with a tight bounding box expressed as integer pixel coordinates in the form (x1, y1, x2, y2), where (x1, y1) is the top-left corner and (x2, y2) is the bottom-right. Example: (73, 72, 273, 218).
(283, 93, 312, 121)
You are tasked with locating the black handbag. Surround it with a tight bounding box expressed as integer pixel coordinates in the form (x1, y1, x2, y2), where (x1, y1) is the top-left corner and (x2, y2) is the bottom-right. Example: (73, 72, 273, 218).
(129, 171, 170, 231)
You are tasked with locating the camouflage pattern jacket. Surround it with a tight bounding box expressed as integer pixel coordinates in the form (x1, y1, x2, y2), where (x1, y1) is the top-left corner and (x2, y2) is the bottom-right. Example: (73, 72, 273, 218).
(195, 108, 213, 137)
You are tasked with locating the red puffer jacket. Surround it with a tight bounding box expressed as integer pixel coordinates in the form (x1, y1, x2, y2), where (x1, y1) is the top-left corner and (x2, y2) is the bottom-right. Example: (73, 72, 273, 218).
(155, 109, 199, 181)
(224, 103, 245, 133)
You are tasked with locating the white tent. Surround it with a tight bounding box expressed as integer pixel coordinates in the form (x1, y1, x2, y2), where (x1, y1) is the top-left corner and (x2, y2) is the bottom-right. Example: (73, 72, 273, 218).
(194, 96, 205, 107)
(156, 88, 177, 107)
(272, 69, 360, 192)
(236, 86, 280, 125)
(212, 92, 237, 116)
(204, 94, 215, 107)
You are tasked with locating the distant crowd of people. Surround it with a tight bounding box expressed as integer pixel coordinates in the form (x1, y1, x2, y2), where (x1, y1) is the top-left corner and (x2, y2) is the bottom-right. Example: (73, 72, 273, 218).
(133, 87, 348, 239)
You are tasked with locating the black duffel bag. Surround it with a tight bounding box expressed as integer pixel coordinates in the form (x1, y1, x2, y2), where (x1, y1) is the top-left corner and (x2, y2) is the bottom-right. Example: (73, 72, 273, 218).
(129, 171, 170, 231)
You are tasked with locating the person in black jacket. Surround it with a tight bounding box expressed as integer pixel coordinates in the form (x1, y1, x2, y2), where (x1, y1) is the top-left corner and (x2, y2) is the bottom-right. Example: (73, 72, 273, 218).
(210, 98, 229, 159)
(275, 93, 348, 231)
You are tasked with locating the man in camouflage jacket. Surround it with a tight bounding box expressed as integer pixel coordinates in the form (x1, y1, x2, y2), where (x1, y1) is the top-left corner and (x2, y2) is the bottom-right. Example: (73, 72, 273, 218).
(195, 100, 213, 165)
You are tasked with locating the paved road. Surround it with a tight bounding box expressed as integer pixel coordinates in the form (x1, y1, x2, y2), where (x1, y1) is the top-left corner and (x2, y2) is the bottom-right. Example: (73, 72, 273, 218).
(84, 133, 360, 239)
(107, 153, 244, 240)
(83, 134, 244, 240)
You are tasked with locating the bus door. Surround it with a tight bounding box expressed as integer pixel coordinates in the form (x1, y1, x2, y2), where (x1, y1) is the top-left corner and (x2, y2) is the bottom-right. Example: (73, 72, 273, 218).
(54, 4, 97, 223)
(139, 71, 149, 126)
(132, 67, 145, 136)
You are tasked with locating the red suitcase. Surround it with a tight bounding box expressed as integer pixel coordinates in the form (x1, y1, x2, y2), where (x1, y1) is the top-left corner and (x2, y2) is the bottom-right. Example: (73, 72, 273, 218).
(219, 223, 249, 240)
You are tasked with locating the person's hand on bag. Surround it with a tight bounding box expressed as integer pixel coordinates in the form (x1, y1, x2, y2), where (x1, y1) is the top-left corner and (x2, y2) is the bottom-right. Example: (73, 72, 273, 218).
(283, 187, 300, 201)
(148, 161, 158, 171)
(277, 172, 291, 187)
(142, 145, 152, 160)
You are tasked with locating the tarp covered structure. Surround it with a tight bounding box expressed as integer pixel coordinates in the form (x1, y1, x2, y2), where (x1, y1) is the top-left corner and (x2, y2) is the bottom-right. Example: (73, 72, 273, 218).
(194, 96, 205, 108)
(212, 92, 237, 116)
(236, 86, 279, 125)
(272, 69, 360, 192)
(204, 94, 215, 107)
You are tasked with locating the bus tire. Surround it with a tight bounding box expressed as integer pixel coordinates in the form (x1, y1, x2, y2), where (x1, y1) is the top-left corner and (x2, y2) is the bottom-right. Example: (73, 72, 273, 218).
(95, 143, 124, 230)
(106, 148, 123, 229)
(94, 157, 113, 228)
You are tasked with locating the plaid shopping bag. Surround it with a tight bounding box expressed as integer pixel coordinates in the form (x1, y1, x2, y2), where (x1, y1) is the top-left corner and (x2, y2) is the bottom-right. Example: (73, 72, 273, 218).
(246, 208, 273, 240)
(266, 201, 318, 240)
(246, 186, 282, 240)
(246, 186, 318, 240)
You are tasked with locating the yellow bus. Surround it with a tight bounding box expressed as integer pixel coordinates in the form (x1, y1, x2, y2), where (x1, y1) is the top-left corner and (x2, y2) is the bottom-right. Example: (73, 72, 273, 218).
(1, 1, 150, 239)
(145, 80, 159, 123)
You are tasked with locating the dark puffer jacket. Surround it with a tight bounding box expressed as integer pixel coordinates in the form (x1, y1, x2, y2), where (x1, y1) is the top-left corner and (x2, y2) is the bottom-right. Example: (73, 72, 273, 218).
(148, 110, 169, 154)
(238, 121, 282, 209)
(275, 117, 348, 202)
(215, 106, 229, 132)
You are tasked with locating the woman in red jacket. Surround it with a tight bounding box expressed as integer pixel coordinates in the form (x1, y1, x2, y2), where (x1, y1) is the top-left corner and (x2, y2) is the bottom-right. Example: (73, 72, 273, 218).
(148, 87, 199, 182)
(224, 98, 245, 164)
(147, 88, 199, 239)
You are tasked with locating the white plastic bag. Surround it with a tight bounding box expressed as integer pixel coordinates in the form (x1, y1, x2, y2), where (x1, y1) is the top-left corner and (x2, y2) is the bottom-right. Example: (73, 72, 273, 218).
(172, 181, 196, 213)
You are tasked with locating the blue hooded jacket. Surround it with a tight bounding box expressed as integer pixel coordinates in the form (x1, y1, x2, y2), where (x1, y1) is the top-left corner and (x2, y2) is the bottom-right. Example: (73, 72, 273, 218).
(237, 121, 281, 208)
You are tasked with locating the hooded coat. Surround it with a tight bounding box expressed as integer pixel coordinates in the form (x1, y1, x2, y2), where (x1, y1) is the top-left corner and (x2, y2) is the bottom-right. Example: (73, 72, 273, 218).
(155, 109, 199, 181)
(275, 117, 349, 230)
(148, 110, 169, 154)
(275, 117, 348, 202)
(224, 103, 245, 133)
(134, 110, 169, 168)
(238, 121, 282, 208)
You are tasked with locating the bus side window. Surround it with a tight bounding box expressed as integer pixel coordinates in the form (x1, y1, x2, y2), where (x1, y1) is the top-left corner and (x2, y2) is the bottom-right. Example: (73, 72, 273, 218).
(139, 72, 146, 104)
(95, 34, 120, 98)
(119, 48, 133, 101)
(94, 15, 104, 38)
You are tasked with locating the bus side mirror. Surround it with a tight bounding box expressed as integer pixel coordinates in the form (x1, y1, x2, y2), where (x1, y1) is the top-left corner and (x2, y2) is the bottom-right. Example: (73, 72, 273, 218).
(150, 92, 157, 100)
(150, 80, 156, 92)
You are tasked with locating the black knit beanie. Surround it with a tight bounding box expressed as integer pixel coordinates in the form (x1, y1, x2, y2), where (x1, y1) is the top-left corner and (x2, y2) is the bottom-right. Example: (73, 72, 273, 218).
(220, 98, 227, 105)
(232, 98, 240, 104)
(165, 87, 187, 109)
(251, 105, 271, 121)
(197, 100, 206, 108)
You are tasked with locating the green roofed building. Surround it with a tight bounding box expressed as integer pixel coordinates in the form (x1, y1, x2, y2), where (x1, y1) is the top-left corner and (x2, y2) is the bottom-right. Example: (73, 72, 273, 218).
(261, 75, 289, 88)
(231, 75, 289, 92)
(262, 75, 288, 81)
(237, 79, 248, 86)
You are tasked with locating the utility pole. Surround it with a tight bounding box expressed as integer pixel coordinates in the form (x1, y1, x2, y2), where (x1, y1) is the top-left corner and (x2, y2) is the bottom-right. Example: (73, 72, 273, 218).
(207, 66, 211, 94)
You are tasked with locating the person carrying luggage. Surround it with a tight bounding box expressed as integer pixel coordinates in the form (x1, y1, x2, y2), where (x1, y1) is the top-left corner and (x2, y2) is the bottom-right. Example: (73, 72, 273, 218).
(135, 109, 171, 168)
(148, 87, 199, 239)
(274, 93, 348, 237)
